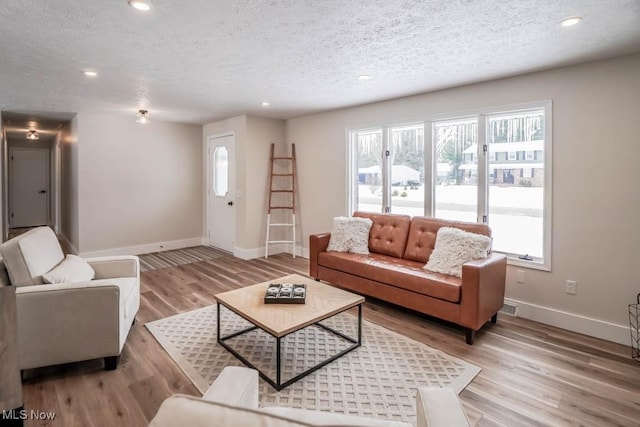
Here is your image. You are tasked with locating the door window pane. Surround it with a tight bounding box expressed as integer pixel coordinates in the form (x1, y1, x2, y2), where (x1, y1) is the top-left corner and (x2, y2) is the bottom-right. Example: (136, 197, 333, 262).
(434, 119, 478, 222)
(213, 146, 228, 197)
(487, 110, 545, 259)
(354, 130, 383, 213)
(390, 125, 424, 216)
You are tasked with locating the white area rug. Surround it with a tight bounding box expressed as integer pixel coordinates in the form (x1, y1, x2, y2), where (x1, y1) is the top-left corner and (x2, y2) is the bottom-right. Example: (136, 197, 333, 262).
(146, 305, 480, 424)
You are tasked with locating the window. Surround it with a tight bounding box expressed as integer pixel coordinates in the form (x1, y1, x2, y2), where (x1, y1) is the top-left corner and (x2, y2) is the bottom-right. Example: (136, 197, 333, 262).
(351, 130, 383, 213)
(389, 125, 425, 216)
(213, 146, 228, 196)
(487, 108, 546, 264)
(348, 102, 551, 269)
(434, 119, 477, 222)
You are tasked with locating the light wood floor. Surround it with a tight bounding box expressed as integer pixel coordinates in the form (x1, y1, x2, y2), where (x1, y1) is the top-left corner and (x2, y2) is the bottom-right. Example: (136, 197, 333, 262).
(21, 251, 640, 426)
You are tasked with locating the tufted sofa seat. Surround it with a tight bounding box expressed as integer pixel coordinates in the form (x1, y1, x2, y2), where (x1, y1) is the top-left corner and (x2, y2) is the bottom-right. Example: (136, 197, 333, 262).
(310, 212, 507, 344)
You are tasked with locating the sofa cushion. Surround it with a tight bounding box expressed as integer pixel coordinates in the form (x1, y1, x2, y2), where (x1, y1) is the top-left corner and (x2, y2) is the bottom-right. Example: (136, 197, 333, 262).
(403, 217, 491, 263)
(327, 216, 373, 254)
(424, 228, 491, 278)
(353, 212, 411, 258)
(42, 254, 95, 284)
(0, 227, 64, 287)
(318, 252, 462, 303)
(262, 406, 412, 427)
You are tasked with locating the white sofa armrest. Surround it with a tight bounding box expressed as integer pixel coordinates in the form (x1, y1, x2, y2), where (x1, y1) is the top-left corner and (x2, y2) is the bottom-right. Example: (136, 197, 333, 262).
(202, 366, 259, 409)
(416, 388, 470, 427)
(85, 256, 139, 280)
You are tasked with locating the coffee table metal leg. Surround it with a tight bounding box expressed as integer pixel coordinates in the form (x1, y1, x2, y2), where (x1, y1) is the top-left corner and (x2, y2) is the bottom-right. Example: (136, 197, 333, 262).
(216, 302, 221, 343)
(358, 303, 362, 345)
(276, 336, 282, 388)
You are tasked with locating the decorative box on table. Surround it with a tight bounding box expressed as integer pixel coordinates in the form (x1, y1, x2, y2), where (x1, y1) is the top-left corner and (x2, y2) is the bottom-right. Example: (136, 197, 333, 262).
(264, 283, 306, 304)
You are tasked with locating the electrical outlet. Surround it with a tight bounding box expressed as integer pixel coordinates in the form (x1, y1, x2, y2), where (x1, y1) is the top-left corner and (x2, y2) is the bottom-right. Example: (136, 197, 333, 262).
(516, 270, 525, 284)
(565, 280, 577, 295)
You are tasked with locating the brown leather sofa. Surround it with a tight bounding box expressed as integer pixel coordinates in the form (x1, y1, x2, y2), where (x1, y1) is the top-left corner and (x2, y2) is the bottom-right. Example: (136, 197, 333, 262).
(310, 212, 507, 344)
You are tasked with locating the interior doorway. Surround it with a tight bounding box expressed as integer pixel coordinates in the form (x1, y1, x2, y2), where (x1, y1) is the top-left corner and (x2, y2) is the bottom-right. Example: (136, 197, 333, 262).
(206, 133, 235, 253)
(9, 147, 50, 228)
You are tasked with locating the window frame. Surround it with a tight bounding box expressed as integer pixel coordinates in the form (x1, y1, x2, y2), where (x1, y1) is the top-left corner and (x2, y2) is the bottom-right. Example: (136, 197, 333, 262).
(347, 100, 552, 271)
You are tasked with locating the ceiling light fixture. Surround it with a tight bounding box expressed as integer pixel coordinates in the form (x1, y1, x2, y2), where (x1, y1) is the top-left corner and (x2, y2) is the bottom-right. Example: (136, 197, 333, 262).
(136, 109, 150, 124)
(358, 75, 371, 81)
(128, 1, 151, 11)
(26, 129, 40, 140)
(261, 102, 270, 107)
(82, 70, 98, 77)
(560, 16, 583, 27)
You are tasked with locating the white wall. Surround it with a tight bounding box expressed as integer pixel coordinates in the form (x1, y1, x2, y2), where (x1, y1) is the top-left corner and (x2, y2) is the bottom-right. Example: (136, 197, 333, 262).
(60, 118, 79, 252)
(202, 115, 286, 258)
(245, 116, 287, 255)
(286, 53, 640, 344)
(76, 112, 203, 255)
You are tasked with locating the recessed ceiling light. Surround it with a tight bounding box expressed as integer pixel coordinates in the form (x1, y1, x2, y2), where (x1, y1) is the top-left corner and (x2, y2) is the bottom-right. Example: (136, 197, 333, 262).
(358, 75, 371, 81)
(560, 16, 583, 27)
(129, 1, 151, 11)
(261, 102, 270, 107)
(82, 70, 98, 77)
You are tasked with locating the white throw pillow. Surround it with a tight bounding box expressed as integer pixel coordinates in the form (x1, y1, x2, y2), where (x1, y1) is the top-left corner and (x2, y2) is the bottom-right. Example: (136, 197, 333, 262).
(424, 227, 491, 277)
(42, 254, 95, 284)
(327, 216, 373, 255)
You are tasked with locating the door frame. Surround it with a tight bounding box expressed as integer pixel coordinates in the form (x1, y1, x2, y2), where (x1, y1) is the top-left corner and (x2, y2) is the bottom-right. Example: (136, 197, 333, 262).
(8, 147, 51, 229)
(205, 132, 236, 253)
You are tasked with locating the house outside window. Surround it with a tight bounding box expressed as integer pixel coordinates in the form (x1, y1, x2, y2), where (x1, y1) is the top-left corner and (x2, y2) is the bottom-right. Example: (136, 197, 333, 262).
(348, 102, 551, 270)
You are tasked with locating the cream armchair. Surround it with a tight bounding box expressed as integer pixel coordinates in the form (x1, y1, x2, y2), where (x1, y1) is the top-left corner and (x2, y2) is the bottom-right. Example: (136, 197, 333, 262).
(0, 227, 139, 372)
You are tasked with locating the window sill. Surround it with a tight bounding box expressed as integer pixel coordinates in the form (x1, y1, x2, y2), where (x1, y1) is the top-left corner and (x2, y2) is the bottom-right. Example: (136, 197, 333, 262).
(506, 256, 550, 272)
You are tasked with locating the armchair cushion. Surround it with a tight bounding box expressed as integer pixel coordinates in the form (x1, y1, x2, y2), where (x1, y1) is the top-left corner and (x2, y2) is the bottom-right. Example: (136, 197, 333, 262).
(42, 254, 95, 284)
(151, 396, 314, 427)
(416, 388, 470, 427)
(0, 227, 64, 287)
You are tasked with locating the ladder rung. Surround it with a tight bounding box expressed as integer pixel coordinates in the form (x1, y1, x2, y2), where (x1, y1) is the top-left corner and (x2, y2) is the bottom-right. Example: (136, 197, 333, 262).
(272, 173, 293, 176)
(268, 240, 294, 243)
(272, 157, 293, 160)
(271, 190, 293, 193)
(269, 223, 294, 226)
(270, 206, 294, 209)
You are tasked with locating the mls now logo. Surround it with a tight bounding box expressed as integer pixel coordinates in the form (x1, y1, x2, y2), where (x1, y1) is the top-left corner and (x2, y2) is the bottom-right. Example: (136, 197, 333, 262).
(2, 409, 56, 421)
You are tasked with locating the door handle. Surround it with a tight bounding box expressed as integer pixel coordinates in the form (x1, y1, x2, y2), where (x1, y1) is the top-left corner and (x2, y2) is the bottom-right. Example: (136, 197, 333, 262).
(227, 201, 234, 206)
(38, 190, 47, 194)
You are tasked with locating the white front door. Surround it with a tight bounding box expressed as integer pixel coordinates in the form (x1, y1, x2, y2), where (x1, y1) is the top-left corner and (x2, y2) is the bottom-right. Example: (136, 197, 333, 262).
(207, 134, 235, 252)
(10, 148, 50, 228)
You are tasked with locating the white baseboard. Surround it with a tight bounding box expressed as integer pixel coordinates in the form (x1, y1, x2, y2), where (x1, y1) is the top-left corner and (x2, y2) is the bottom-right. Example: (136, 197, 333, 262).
(78, 237, 205, 258)
(506, 298, 630, 346)
(234, 244, 310, 260)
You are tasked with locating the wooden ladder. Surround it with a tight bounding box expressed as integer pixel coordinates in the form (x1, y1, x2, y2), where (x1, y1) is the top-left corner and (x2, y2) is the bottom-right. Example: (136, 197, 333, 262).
(265, 143, 296, 259)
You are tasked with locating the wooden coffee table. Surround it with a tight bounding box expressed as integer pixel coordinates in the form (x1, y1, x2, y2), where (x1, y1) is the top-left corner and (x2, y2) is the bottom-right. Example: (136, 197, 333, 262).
(215, 273, 364, 390)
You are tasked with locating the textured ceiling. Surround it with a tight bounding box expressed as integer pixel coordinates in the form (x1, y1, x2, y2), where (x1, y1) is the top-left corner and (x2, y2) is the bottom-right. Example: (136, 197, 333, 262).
(1, 0, 639, 127)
